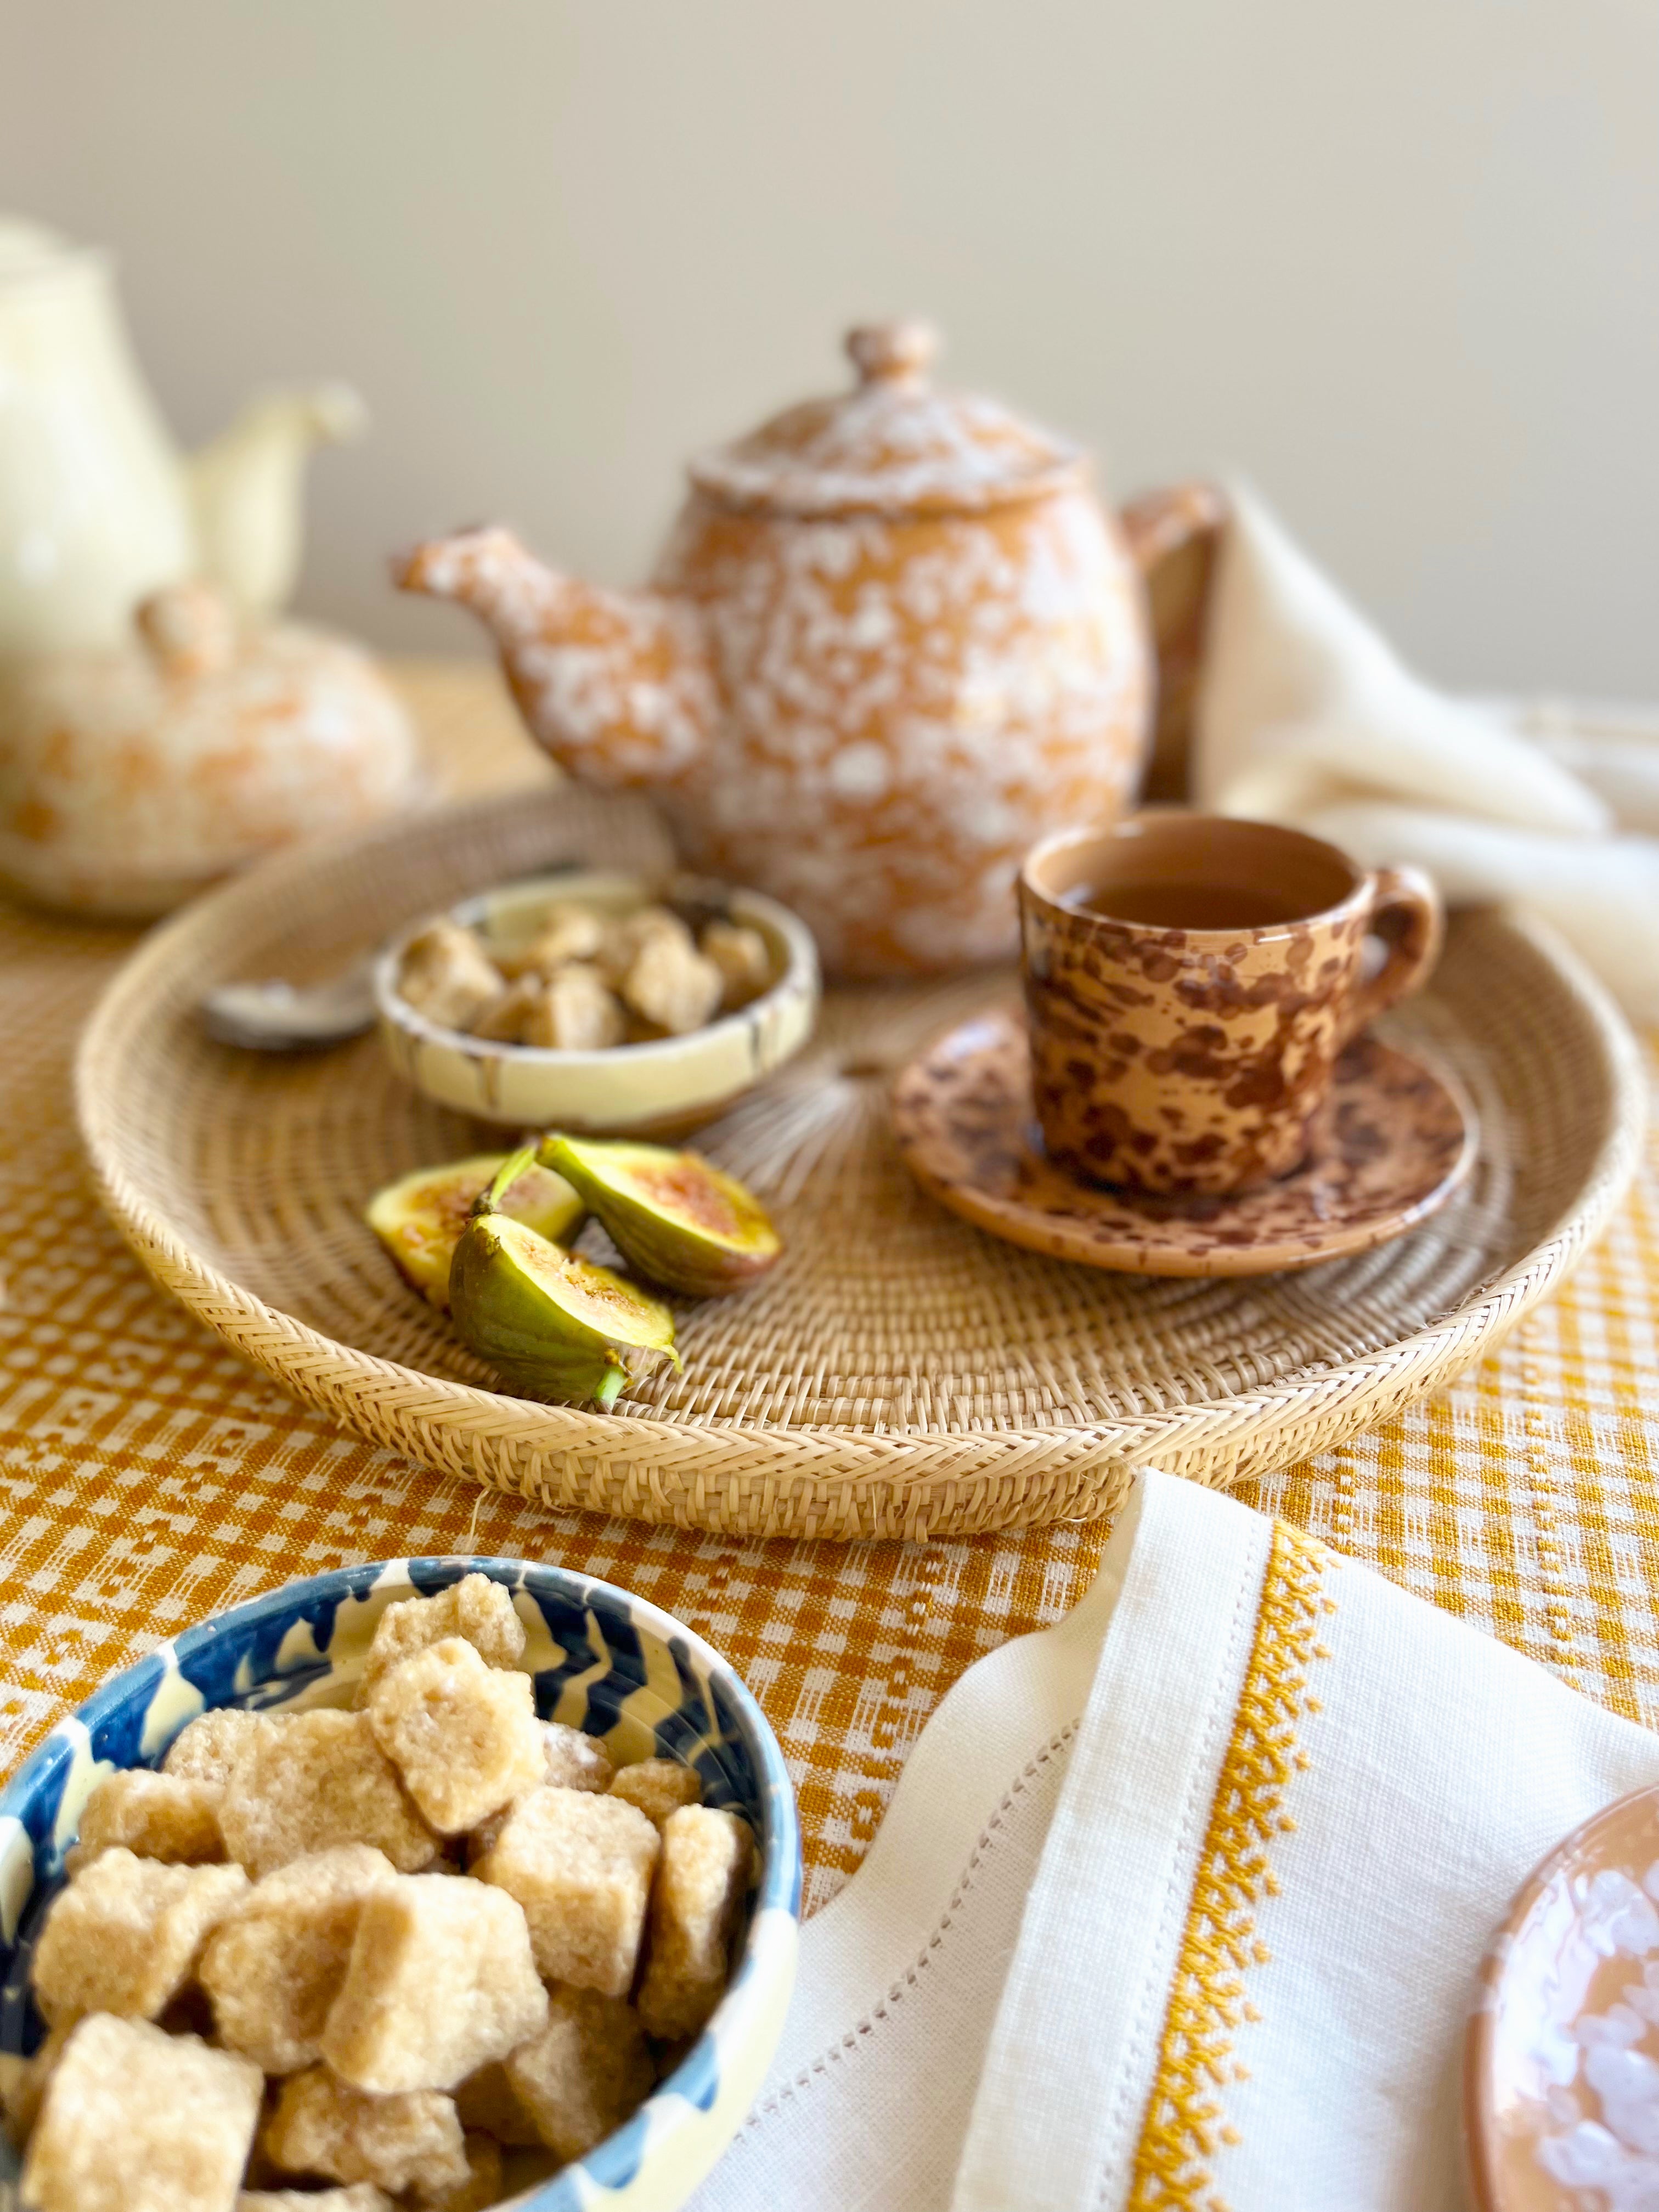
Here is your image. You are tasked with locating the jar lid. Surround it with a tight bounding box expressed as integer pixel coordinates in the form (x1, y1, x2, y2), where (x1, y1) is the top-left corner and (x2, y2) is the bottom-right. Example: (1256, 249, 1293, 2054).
(686, 321, 1085, 520)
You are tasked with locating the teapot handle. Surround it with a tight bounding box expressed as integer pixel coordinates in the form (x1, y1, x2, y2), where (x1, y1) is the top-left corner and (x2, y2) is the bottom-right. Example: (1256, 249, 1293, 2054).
(1118, 482, 1227, 804)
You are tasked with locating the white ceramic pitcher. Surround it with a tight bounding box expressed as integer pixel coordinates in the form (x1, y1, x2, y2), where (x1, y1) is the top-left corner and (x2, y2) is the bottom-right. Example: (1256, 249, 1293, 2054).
(0, 217, 360, 654)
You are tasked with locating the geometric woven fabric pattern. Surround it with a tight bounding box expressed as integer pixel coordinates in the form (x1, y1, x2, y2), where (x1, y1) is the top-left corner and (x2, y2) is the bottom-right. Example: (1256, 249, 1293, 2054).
(3, 664, 1657, 1913)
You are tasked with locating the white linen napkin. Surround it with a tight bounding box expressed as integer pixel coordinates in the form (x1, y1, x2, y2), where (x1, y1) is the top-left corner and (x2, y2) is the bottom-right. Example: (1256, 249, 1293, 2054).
(689, 1470, 1659, 2212)
(1192, 486, 1659, 1022)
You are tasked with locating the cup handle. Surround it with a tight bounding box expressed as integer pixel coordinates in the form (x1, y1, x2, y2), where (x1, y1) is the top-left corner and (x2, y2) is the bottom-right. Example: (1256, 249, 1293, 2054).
(1338, 865, 1444, 1044)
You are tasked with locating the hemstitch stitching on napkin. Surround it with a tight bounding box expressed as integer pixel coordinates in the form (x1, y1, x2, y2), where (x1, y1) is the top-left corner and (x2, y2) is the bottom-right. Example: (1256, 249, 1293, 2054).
(738, 1723, 1081, 2128)
(1124, 1521, 1336, 2212)
(1094, 1517, 1268, 2205)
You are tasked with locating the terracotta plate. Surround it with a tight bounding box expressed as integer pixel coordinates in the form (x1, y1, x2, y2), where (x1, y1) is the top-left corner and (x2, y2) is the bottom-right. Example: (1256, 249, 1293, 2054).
(891, 1007, 1477, 1277)
(1467, 1786, 1659, 2211)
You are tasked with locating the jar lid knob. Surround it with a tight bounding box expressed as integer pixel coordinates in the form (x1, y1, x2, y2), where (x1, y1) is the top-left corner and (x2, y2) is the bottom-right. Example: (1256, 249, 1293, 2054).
(845, 319, 938, 388)
(136, 580, 236, 678)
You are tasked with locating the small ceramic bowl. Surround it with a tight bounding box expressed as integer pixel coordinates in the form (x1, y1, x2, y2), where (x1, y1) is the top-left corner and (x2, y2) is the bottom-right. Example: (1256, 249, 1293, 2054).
(0, 1556, 802, 2212)
(376, 870, 821, 1133)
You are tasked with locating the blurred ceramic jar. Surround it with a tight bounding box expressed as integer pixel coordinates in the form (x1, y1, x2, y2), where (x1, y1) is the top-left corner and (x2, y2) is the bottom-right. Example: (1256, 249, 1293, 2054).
(0, 582, 419, 918)
(0, 215, 420, 917)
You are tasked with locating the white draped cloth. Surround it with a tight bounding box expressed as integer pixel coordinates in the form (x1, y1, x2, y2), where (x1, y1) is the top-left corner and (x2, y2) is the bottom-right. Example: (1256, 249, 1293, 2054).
(689, 1470, 1659, 2212)
(1192, 486, 1659, 1021)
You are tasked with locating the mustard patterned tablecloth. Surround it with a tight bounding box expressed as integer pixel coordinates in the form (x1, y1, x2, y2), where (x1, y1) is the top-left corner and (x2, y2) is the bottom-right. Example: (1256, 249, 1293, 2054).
(2, 664, 1657, 1914)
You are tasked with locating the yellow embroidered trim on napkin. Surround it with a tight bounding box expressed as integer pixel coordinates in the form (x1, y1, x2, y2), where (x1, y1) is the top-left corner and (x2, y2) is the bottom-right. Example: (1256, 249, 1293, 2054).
(1128, 1522, 1335, 2212)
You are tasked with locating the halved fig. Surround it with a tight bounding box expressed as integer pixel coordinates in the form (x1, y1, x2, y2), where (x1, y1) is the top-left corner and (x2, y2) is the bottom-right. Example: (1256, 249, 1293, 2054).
(449, 1148, 679, 1410)
(365, 1152, 584, 1312)
(537, 1134, 781, 1296)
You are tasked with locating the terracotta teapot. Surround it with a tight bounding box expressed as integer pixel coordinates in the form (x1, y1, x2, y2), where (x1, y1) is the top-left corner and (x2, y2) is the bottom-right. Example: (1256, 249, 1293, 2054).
(401, 320, 1203, 978)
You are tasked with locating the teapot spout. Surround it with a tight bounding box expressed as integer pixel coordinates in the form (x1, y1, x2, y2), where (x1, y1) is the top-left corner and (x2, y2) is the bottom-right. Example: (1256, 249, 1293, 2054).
(188, 383, 366, 619)
(397, 525, 716, 790)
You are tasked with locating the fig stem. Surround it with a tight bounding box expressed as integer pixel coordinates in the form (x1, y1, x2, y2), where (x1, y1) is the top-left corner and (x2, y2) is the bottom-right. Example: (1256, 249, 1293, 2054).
(592, 1362, 628, 1414)
(475, 1143, 539, 1218)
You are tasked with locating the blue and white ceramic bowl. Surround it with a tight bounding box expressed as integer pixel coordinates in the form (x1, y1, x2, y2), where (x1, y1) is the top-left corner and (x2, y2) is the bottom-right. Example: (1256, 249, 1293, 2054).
(0, 1557, 801, 2211)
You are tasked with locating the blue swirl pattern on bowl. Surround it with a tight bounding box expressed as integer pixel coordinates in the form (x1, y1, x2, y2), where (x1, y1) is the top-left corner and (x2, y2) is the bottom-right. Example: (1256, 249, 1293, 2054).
(0, 1557, 801, 2211)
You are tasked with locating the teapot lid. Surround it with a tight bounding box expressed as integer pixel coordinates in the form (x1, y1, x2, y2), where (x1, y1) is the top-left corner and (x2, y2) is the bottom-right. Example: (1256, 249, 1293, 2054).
(687, 321, 1085, 520)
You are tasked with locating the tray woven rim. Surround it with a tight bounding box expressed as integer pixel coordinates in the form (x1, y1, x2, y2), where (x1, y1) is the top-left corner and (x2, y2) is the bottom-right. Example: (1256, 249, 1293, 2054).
(73, 792, 1648, 1540)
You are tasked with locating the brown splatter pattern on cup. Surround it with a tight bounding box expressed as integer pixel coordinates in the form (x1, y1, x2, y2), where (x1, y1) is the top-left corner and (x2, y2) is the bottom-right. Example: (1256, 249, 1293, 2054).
(1018, 815, 1443, 1197)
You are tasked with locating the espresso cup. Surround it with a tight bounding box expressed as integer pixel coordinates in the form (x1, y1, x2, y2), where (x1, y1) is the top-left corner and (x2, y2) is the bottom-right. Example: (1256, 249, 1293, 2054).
(1018, 814, 1443, 1196)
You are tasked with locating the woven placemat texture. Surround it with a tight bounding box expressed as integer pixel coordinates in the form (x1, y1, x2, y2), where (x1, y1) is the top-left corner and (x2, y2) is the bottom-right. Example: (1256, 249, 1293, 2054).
(72, 778, 1639, 1538)
(3, 662, 1657, 1910)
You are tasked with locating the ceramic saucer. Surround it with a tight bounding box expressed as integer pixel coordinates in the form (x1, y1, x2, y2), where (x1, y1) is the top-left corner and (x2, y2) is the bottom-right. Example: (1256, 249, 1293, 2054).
(890, 1006, 1476, 1278)
(1466, 1785, 1659, 2212)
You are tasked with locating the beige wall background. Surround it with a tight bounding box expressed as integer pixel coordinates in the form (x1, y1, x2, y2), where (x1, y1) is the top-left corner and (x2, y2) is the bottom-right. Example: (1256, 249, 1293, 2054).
(5, 0, 1656, 694)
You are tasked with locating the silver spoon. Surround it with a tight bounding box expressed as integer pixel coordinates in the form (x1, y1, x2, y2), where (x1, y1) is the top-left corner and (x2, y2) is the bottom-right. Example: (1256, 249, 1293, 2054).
(200, 958, 378, 1051)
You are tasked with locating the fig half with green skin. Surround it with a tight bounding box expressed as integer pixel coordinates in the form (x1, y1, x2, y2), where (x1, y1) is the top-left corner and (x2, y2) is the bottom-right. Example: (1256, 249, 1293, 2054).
(449, 1148, 679, 1410)
(365, 1152, 585, 1312)
(536, 1135, 781, 1296)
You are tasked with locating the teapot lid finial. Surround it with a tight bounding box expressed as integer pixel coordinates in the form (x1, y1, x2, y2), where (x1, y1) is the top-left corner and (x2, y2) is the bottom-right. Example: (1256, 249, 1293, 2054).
(845, 320, 938, 388)
(687, 317, 1084, 521)
(136, 581, 236, 679)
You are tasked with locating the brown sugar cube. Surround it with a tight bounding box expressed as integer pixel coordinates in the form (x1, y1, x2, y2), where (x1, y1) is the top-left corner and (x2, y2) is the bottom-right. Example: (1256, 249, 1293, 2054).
(477, 1785, 659, 1995)
(461, 1801, 517, 1868)
(516, 902, 607, 974)
(65, 1770, 225, 1875)
(468, 973, 547, 1043)
(262, 2068, 469, 2199)
(464, 1721, 614, 1866)
(700, 918, 773, 1008)
(218, 1710, 436, 1880)
(156, 1983, 219, 2041)
(522, 963, 627, 1050)
(609, 1757, 703, 1831)
(366, 1635, 546, 1836)
(163, 1708, 275, 1788)
(238, 2191, 393, 2212)
(397, 920, 506, 1032)
(595, 905, 689, 985)
(358, 1573, 527, 1705)
(199, 1844, 398, 2074)
(542, 1722, 614, 1794)
(500, 2146, 564, 2195)
(636, 1805, 753, 2041)
(21, 2014, 262, 2212)
(0, 2056, 29, 2150)
(31, 1849, 249, 2027)
(620, 928, 724, 1036)
(495, 903, 607, 980)
(454, 2060, 543, 2147)
(417, 2132, 504, 2212)
(504, 1987, 654, 2162)
(321, 1871, 548, 2094)
(0, 2023, 69, 2150)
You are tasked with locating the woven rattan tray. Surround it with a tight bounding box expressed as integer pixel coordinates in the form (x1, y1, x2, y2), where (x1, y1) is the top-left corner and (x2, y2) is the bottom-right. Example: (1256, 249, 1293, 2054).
(75, 786, 1645, 1540)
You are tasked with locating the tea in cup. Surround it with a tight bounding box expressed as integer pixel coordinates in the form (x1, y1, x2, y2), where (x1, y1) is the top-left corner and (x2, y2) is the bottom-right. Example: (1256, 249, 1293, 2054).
(1018, 814, 1443, 1196)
